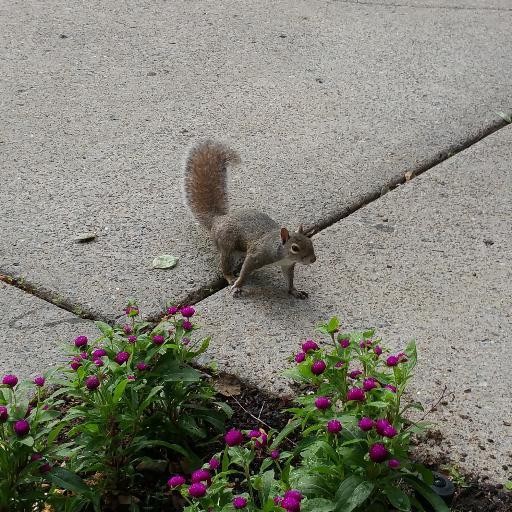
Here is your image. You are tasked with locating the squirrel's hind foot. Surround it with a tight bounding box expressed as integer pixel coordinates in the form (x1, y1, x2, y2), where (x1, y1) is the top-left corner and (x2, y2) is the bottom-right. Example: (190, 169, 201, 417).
(289, 288, 308, 299)
(231, 284, 243, 298)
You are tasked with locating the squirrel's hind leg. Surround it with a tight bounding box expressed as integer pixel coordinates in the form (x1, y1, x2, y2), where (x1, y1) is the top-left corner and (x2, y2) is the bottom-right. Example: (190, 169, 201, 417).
(220, 250, 236, 285)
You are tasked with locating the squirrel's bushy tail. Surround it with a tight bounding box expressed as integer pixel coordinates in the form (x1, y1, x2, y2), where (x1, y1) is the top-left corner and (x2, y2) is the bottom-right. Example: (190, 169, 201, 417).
(184, 140, 241, 230)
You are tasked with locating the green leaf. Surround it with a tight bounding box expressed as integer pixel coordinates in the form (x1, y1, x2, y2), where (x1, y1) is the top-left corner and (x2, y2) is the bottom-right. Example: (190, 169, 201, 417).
(363, 329, 375, 338)
(95, 321, 113, 337)
(270, 419, 302, 449)
(46, 466, 91, 494)
(47, 423, 66, 445)
(302, 498, 336, 512)
(17, 436, 34, 447)
(505, 481, 512, 491)
(261, 469, 275, 504)
(327, 317, 340, 333)
(497, 111, 512, 124)
(152, 254, 179, 269)
(385, 487, 411, 511)
(403, 476, 450, 512)
(137, 385, 164, 414)
(112, 378, 129, 404)
(335, 478, 374, 512)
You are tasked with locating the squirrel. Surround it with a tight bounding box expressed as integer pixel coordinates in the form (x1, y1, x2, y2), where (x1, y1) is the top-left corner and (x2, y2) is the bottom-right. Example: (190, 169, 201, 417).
(183, 140, 316, 298)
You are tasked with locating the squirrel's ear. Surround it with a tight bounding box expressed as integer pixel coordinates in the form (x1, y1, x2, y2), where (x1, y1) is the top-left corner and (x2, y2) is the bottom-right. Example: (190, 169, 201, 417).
(280, 227, 290, 244)
(298, 224, 305, 234)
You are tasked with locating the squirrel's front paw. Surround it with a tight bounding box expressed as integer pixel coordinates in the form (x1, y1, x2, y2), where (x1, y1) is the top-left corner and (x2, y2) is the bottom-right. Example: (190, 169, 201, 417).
(289, 288, 308, 299)
(231, 284, 243, 298)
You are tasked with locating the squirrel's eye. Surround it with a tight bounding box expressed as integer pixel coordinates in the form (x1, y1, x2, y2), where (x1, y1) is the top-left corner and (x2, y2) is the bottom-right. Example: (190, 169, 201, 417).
(291, 244, 300, 253)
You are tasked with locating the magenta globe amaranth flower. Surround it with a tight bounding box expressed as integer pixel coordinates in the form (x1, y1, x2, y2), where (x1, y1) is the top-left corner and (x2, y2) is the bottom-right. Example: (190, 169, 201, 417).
(284, 490, 303, 502)
(358, 417, 374, 431)
(92, 348, 107, 358)
(314, 396, 331, 410)
(180, 306, 195, 318)
(386, 355, 399, 367)
(136, 362, 149, 371)
(167, 475, 186, 488)
(295, 352, 306, 363)
(301, 339, 319, 353)
(122, 324, 133, 335)
(114, 351, 130, 364)
(14, 419, 30, 437)
(94, 359, 104, 367)
(2, 374, 18, 387)
(388, 459, 400, 469)
(346, 387, 366, 402)
(374, 345, 383, 356)
(127, 335, 137, 343)
(397, 352, 408, 363)
(191, 469, 211, 483)
(384, 384, 397, 393)
(167, 306, 179, 315)
(339, 338, 350, 348)
(188, 482, 207, 498)
(0, 406, 8, 422)
(209, 458, 220, 470)
(225, 429, 244, 447)
(383, 425, 398, 438)
(124, 305, 139, 317)
(74, 335, 88, 348)
(281, 496, 301, 511)
(274, 496, 283, 506)
(375, 418, 391, 435)
(152, 334, 165, 345)
(233, 496, 248, 509)
(183, 320, 193, 331)
(80, 352, 89, 360)
(327, 419, 342, 434)
(311, 360, 326, 375)
(85, 375, 100, 391)
(270, 450, 280, 460)
(30, 453, 43, 462)
(39, 462, 52, 474)
(363, 378, 377, 391)
(349, 370, 362, 379)
(369, 442, 389, 463)
(334, 360, 345, 368)
(33, 376, 45, 387)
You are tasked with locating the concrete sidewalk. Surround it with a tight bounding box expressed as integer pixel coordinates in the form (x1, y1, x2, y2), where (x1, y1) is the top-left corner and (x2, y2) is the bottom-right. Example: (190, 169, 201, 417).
(1, 0, 511, 484)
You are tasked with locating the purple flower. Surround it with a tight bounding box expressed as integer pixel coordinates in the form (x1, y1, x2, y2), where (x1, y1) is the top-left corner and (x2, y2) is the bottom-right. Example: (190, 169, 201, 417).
(248, 429, 261, 439)
(94, 359, 104, 367)
(167, 475, 186, 488)
(152, 334, 165, 345)
(33, 376, 45, 387)
(188, 482, 207, 498)
(92, 348, 107, 358)
(346, 387, 366, 402)
(339, 338, 350, 348)
(358, 417, 374, 431)
(233, 496, 248, 509)
(127, 375, 136, 381)
(270, 450, 280, 460)
(295, 352, 306, 363)
(70, 360, 81, 371)
(74, 336, 88, 348)
(369, 442, 389, 463)
(181, 337, 190, 345)
(127, 335, 137, 343)
(334, 360, 345, 368)
(388, 459, 400, 469)
(383, 425, 398, 438)
(114, 351, 130, 364)
(209, 458, 220, 470)
(2, 374, 18, 387)
(363, 378, 377, 391)
(225, 429, 244, 447)
(375, 418, 391, 435)
(384, 384, 397, 393)
(248, 430, 267, 447)
(314, 396, 331, 410)
(349, 370, 362, 379)
(85, 375, 100, 391)
(397, 352, 408, 363)
(311, 360, 326, 375)
(136, 362, 149, 371)
(180, 306, 196, 318)
(284, 490, 303, 502)
(167, 306, 179, 315)
(274, 496, 283, 505)
(374, 345, 383, 356)
(301, 340, 319, 353)
(191, 469, 211, 483)
(0, 406, 8, 422)
(360, 339, 373, 349)
(39, 462, 52, 474)
(327, 419, 342, 434)
(386, 355, 399, 367)
(30, 453, 43, 462)
(14, 419, 30, 437)
(183, 320, 193, 331)
(79, 352, 88, 360)
(281, 496, 301, 511)
(122, 324, 133, 335)
(124, 305, 139, 317)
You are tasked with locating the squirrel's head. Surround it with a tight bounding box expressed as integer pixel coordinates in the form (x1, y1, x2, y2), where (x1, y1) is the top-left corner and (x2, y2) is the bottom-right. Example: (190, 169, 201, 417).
(281, 226, 316, 265)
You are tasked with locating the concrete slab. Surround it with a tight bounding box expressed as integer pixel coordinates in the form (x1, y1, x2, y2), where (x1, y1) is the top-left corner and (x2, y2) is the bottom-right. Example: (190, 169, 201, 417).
(350, 1, 511, 10)
(1, 0, 511, 320)
(0, 282, 98, 380)
(197, 125, 512, 482)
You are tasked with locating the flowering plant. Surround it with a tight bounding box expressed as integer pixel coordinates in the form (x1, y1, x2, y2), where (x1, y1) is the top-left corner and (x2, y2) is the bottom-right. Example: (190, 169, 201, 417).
(56, 302, 232, 503)
(168, 318, 449, 512)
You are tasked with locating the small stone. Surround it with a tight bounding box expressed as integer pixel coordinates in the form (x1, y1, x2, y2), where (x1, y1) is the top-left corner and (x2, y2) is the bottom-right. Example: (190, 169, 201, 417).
(147, 71, 157, 76)
(73, 232, 97, 243)
(59, 34, 68, 39)
(483, 239, 494, 246)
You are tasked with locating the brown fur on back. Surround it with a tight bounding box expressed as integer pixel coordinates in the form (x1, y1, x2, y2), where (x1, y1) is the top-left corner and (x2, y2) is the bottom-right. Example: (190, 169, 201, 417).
(184, 140, 240, 230)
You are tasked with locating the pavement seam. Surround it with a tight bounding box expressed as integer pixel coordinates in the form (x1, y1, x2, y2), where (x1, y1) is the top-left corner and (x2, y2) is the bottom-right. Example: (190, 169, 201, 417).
(336, 0, 512, 12)
(2, 116, 510, 321)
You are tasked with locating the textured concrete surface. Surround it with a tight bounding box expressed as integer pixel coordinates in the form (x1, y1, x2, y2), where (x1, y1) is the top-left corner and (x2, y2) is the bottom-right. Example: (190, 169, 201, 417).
(197, 125, 512, 482)
(355, 0, 512, 9)
(0, 282, 98, 380)
(1, 0, 511, 319)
